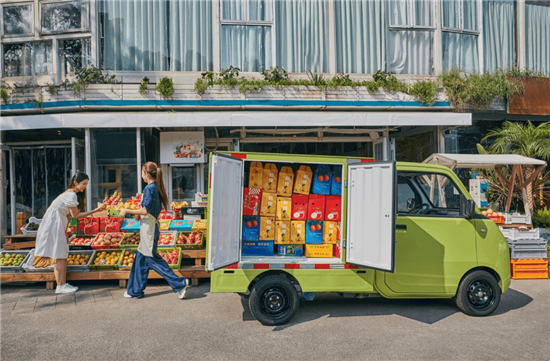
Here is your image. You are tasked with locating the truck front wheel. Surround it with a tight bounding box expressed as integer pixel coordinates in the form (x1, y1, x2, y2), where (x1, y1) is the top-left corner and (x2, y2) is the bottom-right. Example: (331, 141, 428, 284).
(249, 275, 299, 326)
(456, 270, 501, 317)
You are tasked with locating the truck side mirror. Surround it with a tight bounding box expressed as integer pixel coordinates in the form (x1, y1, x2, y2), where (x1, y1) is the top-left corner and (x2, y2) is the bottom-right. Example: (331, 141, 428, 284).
(407, 198, 416, 210)
(460, 195, 476, 218)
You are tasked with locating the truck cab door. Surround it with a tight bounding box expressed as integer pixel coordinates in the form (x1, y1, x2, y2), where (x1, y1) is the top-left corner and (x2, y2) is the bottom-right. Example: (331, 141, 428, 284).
(346, 161, 396, 272)
(206, 153, 244, 271)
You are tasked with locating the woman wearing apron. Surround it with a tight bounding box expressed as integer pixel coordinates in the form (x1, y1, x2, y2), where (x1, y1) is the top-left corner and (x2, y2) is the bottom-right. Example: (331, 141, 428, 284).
(119, 162, 190, 299)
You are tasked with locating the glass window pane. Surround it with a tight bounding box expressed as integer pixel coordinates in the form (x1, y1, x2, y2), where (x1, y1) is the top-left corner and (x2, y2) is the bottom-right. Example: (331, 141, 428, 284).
(397, 177, 419, 214)
(59, 38, 91, 75)
(3, 4, 33, 35)
(442, 0, 460, 28)
(222, 0, 244, 20)
(14, 150, 33, 217)
(46, 148, 67, 213)
(41, 0, 89, 33)
(172, 167, 197, 202)
(463, 0, 478, 30)
(388, 30, 432, 74)
(525, 2, 550, 73)
(3, 42, 52, 77)
(442, 32, 479, 72)
(390, 0, 410, 26)
(416, 174, 461, 210)
(33, 149, 47, 218)
(249, 0, 271, 21)
(415, 0, 433, 27)
(221, 25, 272, 72)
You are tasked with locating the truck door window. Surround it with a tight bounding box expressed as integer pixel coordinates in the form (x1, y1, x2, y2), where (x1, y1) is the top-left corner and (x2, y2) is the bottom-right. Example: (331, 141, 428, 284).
(397, 176, 420, 215)
(414, 173, 462, 217)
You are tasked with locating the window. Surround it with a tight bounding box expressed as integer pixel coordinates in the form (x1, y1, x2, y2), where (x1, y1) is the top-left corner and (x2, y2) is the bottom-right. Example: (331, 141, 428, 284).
(3, 41, 53, 77)
(397, 177, 420, 214)
(483, 0, 516, 73)
(172, 167, 198, 202)
(525, 1, 550, 73)
(2, 3, 34, 37)
(58, 38, 91, 77)
(40, 0, 90, 34)
(388, 0, 435, 74)
(442, 0, 480, 73)
(220, 0, 273, 72)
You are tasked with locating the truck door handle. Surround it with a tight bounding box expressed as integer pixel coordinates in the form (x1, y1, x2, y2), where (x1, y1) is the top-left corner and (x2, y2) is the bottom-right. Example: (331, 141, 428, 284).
(396, 224, 407, 230)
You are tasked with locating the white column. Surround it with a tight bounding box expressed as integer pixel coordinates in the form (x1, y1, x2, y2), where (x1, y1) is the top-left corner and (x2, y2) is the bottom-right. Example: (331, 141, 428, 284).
(90, 0, 98, 67)
(433, 0, 443, 75)
(71, 137, 76, 176)
(85, 128, 92, 211)
(517, 0, 526, 69)
(212, 0, 221, 72)
(328, 0, 337, 75)
(0, 137, 6, 243)
(10, 150, 16, 236)
(136, 128, 142, 194)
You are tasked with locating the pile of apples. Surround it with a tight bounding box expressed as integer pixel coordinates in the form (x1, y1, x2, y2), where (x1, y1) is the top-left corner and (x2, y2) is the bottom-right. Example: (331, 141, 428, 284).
(69, 237, 93, 246)
(93, 233, 124, 247)
(158, 233, 175, 246)
(159, 248, 179, 265)
(176, 232, 203, 245)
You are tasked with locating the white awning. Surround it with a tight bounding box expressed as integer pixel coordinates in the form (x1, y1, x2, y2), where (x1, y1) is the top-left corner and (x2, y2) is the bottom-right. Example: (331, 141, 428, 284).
(0, 111, 472, 131)
(424, 153, 547, 168)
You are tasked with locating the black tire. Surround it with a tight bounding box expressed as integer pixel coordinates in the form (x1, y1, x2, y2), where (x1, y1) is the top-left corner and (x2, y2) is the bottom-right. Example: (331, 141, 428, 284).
(456, 270, 501, 317)
(248, 275, 299, 326)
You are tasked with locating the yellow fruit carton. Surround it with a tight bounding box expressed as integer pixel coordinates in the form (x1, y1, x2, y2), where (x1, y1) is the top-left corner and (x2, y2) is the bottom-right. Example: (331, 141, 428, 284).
(276, 197, 292, 221)
(290, 221, 306, 244)
(277, 166, 294, 196)
(260, 192, 277, 217)
(323, 221, 338, 244)
(305, 244, 333, 258)
(192, 219, 208, 232)
(259, 217, 275, 240)
(275, 221, 290, 244)
(249, 161, 263, 188)
(263, 163, 278, 193)
(294, 165, 313, 195)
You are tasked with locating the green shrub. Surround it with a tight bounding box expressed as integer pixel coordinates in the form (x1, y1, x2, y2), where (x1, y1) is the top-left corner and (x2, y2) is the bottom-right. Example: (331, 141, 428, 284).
(139, 77, 149, 95)
(156, 77, 174, 99)
(409, 81, 439, 106)
(0, 87, 9, 104)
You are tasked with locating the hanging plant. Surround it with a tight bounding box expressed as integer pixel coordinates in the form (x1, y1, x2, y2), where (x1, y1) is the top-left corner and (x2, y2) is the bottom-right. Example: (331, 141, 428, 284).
(156, 77, 174, 99)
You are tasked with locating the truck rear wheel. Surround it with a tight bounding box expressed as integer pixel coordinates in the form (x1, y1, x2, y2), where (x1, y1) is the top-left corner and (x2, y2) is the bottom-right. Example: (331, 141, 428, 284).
(456, 270, 501, 317)
(249, 275, 299, 326)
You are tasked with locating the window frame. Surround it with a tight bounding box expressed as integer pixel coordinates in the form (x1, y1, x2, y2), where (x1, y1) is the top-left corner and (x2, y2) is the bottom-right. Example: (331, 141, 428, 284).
(39, 0, 90, 36)
(219, 0, 276, 71)
(2, 39, 54, 77)
(1, 1, 35, 38)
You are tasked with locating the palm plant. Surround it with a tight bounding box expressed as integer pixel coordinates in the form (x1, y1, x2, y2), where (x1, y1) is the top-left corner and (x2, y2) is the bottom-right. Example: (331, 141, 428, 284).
(481, 121, 550, 211)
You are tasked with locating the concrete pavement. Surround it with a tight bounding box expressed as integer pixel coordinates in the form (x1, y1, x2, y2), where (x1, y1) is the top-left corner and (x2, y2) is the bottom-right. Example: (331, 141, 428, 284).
(1, 278, 549, 360)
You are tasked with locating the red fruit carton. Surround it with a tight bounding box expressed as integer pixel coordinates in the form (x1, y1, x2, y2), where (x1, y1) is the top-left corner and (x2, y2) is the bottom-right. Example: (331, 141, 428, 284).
(325, 196, 342, 222)
(99, 217, 122, 233)
(243, 188, 262, 216)
(78, 217, 99, 235)
(291, 194, 308, 221)
(307, 194, 325, 221)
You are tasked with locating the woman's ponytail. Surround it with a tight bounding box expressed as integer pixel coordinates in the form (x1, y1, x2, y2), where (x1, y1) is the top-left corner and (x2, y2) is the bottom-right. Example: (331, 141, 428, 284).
(156, 167, 169, 210)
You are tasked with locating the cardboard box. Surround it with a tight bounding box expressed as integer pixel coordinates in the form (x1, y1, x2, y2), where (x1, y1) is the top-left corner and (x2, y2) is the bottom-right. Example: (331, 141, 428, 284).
(260, 192, 277, 217)
(259, 217, 275, 240)
(294, 165, 313, 195)
(262, 163, 278, 193)
(277, 166, 294, 196)
(305, 220, 323, 244)
(323, 221, 338, 244)
(308, 194, 326, 220)
(278, 244, 304, 257)
(290, 221, 306, 244)
(331, 166, 343, 195)
(16, 212, 27, 220)
(305, 244, 333, 258)
(275, 221, 290, 244)
(276, 196, 292, 221)
(242, 240, 274, 257)
(249, 161, 263, 188)
(333, 243, 341, 258)
(312, 164, 332, 195)
(121, 218, 140, 232)
(192, 219, 208, 232)
(78, 217, 100, 234)
(242, 216, 260, 241)
(159, 219, 172, 231)
(291, 194, 308, 221)
(169, 219, 194, 232)
(243, 188, 262, 216)
(325, 196, 342, 222)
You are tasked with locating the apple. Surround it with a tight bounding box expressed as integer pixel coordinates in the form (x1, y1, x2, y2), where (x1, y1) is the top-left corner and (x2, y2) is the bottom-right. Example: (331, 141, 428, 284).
(245, 222, 252, 228)
(335, 177, 341, 183)
(251, 220, 258, 227)
(323, 175, 329, 181)
(317, 175, 324, 182)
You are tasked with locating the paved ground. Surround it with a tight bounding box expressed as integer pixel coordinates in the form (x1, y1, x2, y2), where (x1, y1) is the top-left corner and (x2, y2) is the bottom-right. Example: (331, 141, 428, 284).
(1, 278, 549, 361)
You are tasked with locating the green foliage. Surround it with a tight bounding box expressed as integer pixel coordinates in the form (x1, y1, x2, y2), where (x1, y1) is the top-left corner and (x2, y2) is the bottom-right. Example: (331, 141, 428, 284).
(139, 77, 149, 95)
(307, 70, 328, 90)
(0, 86, 9, 104)
(506, 67, 549, 78)
(46, 83, 58, 96)
(481, 121, 550, 160)
(372, 70, 410, 93)
(438, 69, 524, 111)
(156, 77, 174, 99)
(73, 65, 117, 98)
(262, 66, 290, 86)
(532, 207, 550, 228)
(409, 81, 439, 106)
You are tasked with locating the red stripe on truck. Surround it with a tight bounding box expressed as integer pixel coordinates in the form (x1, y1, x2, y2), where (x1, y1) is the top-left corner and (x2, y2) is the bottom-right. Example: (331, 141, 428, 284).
(284, 264, 300, 269)
(253, 264, 270, 269)
(360, 159, 374, 162)
(231, 153, 247, 159)
(224, 264, 238, 269)
(314, 264, 330, 269)
(345, 264, 359, 269)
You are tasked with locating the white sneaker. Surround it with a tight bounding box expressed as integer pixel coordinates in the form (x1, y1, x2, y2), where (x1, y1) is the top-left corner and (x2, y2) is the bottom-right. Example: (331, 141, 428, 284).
(178, 279, 190, 299)
(124, 292, 134, 299)
(55, 283, 77, 294)
(65, 283, 78, 291)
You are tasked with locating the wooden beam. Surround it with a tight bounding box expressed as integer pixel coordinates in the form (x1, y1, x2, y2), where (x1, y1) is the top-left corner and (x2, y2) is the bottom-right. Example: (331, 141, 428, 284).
(494, 168, 510, 188)
(3, 241, 36, 250)
(518, 165, 530, 215)
(506, 165, 518, 213)
(525, 165, 546, 185)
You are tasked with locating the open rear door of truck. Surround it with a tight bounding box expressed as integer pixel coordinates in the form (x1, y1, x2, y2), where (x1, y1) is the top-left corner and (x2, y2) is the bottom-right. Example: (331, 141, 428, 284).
(207, 153, 244, 271)
(346, 161, 396, 272)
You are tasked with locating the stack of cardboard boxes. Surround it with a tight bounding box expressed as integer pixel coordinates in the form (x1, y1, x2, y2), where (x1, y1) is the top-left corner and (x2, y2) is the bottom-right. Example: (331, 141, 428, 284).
(242, 162, 343, 258)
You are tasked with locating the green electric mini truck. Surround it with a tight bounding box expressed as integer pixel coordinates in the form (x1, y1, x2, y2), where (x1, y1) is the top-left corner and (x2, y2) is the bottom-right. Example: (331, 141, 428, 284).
(206, 152, 511, 325)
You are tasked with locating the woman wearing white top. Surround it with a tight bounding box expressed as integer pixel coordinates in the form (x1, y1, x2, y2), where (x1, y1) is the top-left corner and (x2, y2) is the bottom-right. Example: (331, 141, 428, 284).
(35, 172, 105, 294)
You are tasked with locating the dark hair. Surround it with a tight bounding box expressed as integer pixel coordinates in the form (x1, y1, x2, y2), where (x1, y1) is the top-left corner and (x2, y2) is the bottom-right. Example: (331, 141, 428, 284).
(143, 162, 168, 210)
(68, 171, 89, 211)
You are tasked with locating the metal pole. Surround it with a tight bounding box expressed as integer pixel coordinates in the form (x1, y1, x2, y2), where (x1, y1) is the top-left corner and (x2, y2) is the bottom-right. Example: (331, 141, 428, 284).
(45, 147, 48, 208)
(85, 129, 92, 211)
(10, 150, 16, 236)
(31, 149, 34, 217)
(136, 128, 142, 194)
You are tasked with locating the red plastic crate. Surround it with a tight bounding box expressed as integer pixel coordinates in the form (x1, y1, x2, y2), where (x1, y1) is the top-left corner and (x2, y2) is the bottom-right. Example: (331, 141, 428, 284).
(487, 215, 505, 224)
(511, 259, 549, 279)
